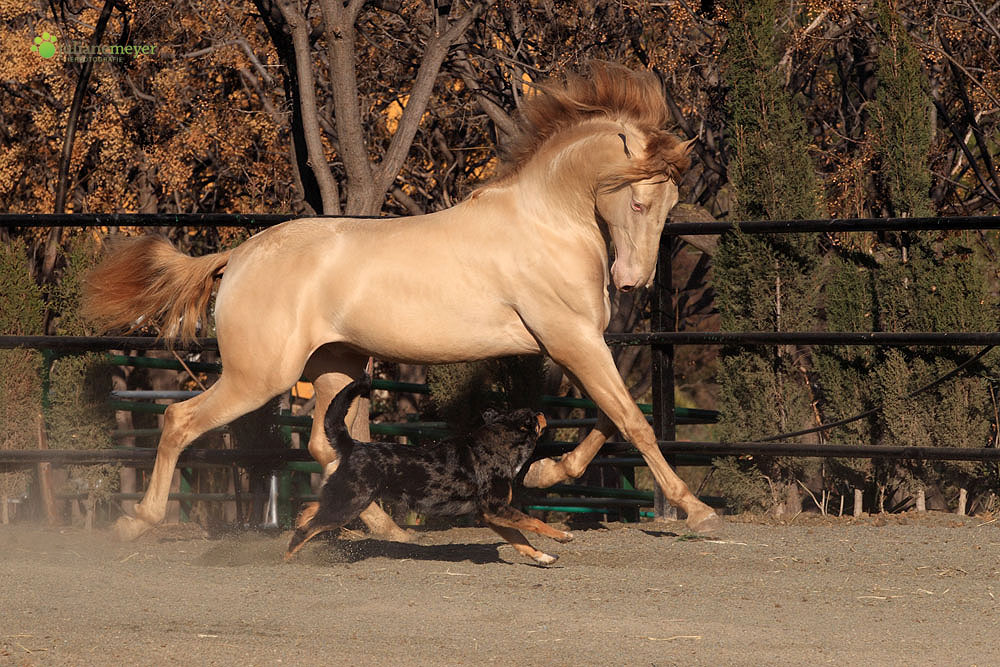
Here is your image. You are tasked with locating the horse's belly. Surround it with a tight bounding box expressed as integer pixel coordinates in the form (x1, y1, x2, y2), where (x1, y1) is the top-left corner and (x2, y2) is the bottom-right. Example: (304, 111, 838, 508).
(334, 306, 541, 363)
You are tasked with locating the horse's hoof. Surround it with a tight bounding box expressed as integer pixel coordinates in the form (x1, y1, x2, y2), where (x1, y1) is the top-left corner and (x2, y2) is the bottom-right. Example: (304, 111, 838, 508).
(381, 525, 414, 543)
(686, 510, 724, 534)
(113, 514, 152, 541)
(522, 457, 566, 488)
(359, 504, 411, 542)
(533, 552, 558, 566)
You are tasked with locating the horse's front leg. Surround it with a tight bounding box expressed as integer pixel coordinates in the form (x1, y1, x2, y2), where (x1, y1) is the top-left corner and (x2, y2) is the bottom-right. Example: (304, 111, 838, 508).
(526, 335, 722, 534)
(522, 411, 616, 488)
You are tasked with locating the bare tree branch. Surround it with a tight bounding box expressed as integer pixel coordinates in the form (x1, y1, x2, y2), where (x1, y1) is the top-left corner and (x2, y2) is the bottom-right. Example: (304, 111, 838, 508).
(933, 97, 1000, 204)
(451, 48, 517, 138)
(370, 1, 497, 212)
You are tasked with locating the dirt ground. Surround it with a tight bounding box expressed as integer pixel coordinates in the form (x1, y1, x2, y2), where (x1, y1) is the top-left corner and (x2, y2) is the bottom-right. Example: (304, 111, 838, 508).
(2, 512, 998, 666)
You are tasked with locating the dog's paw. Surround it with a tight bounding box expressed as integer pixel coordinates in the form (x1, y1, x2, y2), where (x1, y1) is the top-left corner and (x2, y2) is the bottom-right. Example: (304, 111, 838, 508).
(553, 530, 574, 543)
(295, 502, 319, 529)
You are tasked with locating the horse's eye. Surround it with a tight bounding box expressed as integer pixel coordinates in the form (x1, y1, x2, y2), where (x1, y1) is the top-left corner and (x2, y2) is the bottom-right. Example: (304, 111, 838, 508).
(630, 200, 644, 213)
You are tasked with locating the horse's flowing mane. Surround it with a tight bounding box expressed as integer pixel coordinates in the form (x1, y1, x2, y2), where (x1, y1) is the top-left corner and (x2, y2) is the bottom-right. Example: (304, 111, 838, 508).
(495, 61, 691, 186)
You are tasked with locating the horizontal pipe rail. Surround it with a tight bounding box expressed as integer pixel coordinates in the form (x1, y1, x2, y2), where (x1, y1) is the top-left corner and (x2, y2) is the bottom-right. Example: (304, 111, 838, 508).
(657, 440, 1000, 461)
(0, 213, 379, 227)
(522, 497, 655, 508)
(5, 213, 998, 235)
(5, 440, 999, 467)
(0, 448, 313, 467)
(664, 215, 1000, 235)
(605, 331, 1000, 346)
(8, 332, 1000, 353)
(0, 335, 218, 351)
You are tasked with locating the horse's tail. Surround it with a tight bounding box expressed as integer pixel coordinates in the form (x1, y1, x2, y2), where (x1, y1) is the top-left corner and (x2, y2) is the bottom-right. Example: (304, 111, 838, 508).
(323, 375, 372, 461)
(82, 235, 232, 344)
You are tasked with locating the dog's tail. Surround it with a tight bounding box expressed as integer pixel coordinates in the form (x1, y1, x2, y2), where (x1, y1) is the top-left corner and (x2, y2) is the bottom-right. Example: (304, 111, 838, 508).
(285, 377, 371, 561)
(324, 375, 372, 461)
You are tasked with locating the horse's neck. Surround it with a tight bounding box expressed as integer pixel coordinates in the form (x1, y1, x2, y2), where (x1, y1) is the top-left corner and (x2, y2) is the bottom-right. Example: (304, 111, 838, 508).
(510, 123, 620, 228)
(465, 176, 607, 260)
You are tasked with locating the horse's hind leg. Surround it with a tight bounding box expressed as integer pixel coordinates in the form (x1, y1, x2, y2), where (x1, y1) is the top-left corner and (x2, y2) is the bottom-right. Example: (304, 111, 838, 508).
(302, 346, 410, 542)
(115, 374, 291, 541)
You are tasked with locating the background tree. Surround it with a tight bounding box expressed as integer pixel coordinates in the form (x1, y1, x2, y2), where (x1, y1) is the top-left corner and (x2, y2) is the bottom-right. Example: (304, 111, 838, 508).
(867, 2, 997, 515)
(45, 233, 118, 529)
(712, 0, 826, 516)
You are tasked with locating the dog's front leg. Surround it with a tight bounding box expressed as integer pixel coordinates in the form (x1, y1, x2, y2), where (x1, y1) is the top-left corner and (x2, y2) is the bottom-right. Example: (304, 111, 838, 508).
(484, 506, 574, 543)
(485, 522, 558, 566)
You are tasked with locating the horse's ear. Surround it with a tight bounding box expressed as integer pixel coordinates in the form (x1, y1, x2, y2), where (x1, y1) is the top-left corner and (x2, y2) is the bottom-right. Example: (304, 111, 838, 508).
(617, 133, 632, 158)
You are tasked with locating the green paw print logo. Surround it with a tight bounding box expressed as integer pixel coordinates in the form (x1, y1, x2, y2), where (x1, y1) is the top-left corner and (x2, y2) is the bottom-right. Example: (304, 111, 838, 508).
(32, 32, 58, 59)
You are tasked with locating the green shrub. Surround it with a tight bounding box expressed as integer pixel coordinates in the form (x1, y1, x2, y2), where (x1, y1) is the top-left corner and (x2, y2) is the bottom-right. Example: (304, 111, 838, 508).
(0, 239, 45, 522)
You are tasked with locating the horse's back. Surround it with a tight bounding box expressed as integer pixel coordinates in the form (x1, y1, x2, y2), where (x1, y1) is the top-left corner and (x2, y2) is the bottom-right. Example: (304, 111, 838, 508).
(212, 213, 542, 365)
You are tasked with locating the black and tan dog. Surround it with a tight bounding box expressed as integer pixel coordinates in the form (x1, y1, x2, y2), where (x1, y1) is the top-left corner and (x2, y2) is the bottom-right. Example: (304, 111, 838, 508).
(285, 376, 573, 565)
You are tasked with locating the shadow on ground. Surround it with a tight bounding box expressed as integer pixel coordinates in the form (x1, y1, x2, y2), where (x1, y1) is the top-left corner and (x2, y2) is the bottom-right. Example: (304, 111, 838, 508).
(191, 529, 508, 567)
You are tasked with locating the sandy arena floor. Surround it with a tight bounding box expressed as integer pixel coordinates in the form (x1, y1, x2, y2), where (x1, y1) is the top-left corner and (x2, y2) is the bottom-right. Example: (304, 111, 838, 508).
(2, 513, 998, 666)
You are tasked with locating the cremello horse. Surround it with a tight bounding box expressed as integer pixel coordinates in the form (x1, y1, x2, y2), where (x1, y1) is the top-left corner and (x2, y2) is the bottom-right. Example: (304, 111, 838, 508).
(84, 62, 722, 541)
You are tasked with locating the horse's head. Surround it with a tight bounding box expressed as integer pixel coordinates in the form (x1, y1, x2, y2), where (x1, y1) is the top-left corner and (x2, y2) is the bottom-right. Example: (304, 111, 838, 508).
(486, 62, 695, 292)
(595, 129, 694, 292)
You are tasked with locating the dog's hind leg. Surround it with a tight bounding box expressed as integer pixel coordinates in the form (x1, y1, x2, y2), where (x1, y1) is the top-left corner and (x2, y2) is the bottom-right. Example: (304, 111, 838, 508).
(284, 487, 376, 560)
(485, 523, 559, 566)
(302, 346, 410, 542)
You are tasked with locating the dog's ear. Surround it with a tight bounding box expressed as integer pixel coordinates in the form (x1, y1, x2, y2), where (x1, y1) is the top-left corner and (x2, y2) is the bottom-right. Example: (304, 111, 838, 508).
(481, 408, 500, 425)
(531, 412, 546, 435)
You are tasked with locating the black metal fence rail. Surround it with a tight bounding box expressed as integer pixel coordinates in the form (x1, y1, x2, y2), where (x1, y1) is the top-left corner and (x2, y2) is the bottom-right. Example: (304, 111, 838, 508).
(4, 212, 1000, 232)
(8, 331, 1000, 352)
(0, 335, 218, 351)
(5, 438, 1000, 468)
(0, 213, 373, 227)
(665, 215, 1000, 235)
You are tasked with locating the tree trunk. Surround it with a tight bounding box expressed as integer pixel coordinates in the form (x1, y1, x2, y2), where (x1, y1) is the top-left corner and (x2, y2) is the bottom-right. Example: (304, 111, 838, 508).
(853, 488, 864, 517)
(771, 480, 802, 518)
